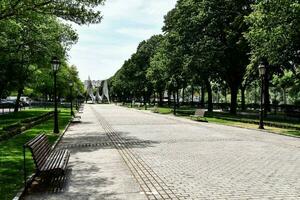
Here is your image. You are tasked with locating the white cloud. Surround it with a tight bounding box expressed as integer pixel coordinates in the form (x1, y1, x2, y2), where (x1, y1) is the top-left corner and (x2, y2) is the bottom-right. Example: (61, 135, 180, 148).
(116, 27, 159, 39)
(69, 0, 177, 81)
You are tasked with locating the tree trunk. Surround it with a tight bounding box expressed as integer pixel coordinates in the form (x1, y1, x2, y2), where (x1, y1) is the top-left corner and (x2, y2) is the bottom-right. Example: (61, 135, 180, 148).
(14, 87, 23, 112)
(159, 91, 163, 106)
(191, 85, 194, 107)
(254, 82, 257, 104)
(182, 88, 184, 104)
(241, 86, 246, 111)
(0, 87, 4, 99)
(143, 95, 146, 106)
(283, 88, 287, 105)
(167, 90, 171, 107)
(176, 89, 180, 108)
(205, 80, 213, 112)
(200, 86, 205, 108)
(224, 88, 227, 103)
(172, 90, 177, 115)
(230, 85, 238, 115)
(217, 88, 220, 104)
(264, 67, 271, 114)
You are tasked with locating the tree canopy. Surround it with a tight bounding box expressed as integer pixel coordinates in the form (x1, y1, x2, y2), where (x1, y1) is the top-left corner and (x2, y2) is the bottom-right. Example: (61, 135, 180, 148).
(0, 0, 105, 24)
(110, 0, 300, 112)
(0, 0, 105, 111)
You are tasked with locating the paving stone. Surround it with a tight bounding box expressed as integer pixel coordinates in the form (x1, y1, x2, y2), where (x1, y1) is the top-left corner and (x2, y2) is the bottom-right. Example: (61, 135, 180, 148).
(99, 104, 300, 199)
(25, 104, 300, 199)
(25, 105, 147, 200)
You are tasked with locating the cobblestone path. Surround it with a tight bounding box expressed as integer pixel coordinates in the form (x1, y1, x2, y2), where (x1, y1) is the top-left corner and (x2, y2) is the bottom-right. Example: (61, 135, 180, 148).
(25, 104, 300, 200)
(94, 104, 300, 200)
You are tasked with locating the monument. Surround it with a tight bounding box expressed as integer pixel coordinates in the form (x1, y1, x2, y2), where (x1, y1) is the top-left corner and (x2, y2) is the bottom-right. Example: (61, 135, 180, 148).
(84, 77, 110, 104)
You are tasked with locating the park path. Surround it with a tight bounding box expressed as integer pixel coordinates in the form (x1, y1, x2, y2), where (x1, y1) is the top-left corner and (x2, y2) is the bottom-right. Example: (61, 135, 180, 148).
(26, 104, 300, 200)
(25, 104, 147, 200)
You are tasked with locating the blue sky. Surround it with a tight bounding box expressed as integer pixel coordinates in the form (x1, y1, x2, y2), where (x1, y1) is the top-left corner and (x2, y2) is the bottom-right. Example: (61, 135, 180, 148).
(69, 0, 177, 81)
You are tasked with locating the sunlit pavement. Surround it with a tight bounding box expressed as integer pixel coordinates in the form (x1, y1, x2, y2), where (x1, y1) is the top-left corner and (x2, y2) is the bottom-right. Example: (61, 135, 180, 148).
(26, 104, 300, 200)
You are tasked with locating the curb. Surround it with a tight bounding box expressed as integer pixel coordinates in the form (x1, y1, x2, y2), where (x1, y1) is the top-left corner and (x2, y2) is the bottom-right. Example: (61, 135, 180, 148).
(13, 119, 73, 200)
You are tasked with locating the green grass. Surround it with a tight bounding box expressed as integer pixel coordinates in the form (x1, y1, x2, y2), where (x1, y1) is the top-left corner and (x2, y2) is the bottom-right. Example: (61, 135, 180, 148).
(205, 112, 300, 128)
(283, 130, 300, 137)
(205, 117, 300, 137)
(0, 109, 71, 200)
(124, 104, 300, 137)
(156, 107, 173, 114)
(0, 109, 50, 130)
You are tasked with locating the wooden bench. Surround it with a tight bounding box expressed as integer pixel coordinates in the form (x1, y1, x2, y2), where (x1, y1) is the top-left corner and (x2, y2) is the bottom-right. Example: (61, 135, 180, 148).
(72, 115, 82, 123)
(24, 134, 70, 184)
(190, 109, 208, 122)
(152, 106, 159, 113)
(78, 106, 84, 113)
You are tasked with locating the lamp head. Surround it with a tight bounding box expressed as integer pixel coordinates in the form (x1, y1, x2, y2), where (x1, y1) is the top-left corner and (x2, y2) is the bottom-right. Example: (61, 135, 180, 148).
(51, 56, 61, 72)
(258, 62, 266, 76)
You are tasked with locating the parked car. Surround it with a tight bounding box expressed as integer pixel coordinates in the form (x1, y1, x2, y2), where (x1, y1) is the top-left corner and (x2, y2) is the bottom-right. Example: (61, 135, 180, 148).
(0, 100, 15, 108)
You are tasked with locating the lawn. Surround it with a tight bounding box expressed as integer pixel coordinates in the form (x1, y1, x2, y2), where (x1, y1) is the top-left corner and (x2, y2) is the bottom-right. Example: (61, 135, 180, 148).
(0, 108, 51, 130)
(205, 117, 300, 137)
(125, 104, 300, 137)
(0, 109, 71, 200)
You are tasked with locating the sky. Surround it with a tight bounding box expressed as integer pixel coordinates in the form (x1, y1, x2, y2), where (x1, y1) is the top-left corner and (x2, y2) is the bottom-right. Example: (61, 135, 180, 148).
(69, 0, 177, 81)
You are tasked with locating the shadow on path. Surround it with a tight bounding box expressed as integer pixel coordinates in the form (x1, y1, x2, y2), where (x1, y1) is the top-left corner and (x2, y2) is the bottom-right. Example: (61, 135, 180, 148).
(26, 168, 119, 199)
(25, 131, 158, 198)
(58, 131, 159, 154)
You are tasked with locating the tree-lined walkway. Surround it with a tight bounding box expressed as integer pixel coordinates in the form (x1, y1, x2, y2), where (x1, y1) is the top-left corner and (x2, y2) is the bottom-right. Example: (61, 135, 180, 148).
(26, 104, 300, 199)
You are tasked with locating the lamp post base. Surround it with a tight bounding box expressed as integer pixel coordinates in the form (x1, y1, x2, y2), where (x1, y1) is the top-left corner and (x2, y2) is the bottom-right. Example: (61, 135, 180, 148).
(258, 124, 264, 129)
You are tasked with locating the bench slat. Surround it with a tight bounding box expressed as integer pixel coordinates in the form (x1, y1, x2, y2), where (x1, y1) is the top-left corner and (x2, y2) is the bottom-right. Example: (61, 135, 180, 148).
(41, 150, 66, 172)
(194, 109, 205, 117)
(60, 151, 70, 171)
(49, 150, 65, 170)
(27, 134, 52, 171)
(57, 150, 69, 170)
(42, 151, 62, 171)
(26, 134, 51, 170)
(25, 134, 70, 177)
(190, 109, 208, 122)
(26, 134, 46, 148)
(32, 143, 51, 170)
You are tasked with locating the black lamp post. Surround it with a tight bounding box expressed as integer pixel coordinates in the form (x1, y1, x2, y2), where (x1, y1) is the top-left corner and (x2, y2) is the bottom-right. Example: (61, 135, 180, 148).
(173, 80, 177, 115)
(69, 81, 74, 116)
(51, 57, 61, 134)
(258, 62, 266, 129)
(75, 89, 79, 111)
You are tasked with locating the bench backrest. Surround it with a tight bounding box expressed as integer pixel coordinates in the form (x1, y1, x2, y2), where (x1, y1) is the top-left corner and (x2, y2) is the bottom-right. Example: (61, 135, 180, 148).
(194, 109, 206, 117)
(25, 134, 52, 171)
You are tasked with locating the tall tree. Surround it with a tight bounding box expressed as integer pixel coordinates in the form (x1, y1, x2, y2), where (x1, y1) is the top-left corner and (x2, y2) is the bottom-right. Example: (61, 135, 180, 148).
(245, 0, 300, 68)
(0, 0, 104, 24)
(163, 0, 253, 114)
(0, 14, 78, 111)
(245, 0, 300, 110)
